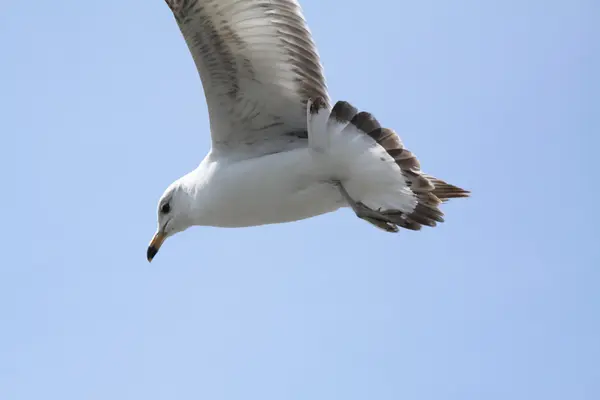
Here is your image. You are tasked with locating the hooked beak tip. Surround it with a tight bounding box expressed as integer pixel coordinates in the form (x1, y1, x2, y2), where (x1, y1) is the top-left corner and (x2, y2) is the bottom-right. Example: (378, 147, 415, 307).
(147, 246, 158, 262)
(147, 231, 166, 263)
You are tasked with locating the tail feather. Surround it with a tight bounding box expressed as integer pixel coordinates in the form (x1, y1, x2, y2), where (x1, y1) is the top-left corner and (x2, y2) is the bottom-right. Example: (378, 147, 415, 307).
(329, 101, 357, 123)
(386, 215, 423, 231)
(342, 101, 469, 229)
(309, 98, 470, 231)
(422, 174, 471, 202)
(349, 111, 381, 133)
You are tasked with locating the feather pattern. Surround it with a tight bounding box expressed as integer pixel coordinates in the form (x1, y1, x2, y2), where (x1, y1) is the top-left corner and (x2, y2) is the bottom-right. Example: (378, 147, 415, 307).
(326, 100, 470, 231)
(165, 0, 328, 155)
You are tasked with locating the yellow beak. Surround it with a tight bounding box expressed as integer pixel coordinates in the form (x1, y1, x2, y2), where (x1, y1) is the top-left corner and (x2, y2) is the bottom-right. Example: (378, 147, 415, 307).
(147, 231, 166, 262)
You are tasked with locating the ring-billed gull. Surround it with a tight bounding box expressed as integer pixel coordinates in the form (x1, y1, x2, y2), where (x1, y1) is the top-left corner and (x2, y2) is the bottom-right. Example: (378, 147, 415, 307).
(147, 0, 470, 262)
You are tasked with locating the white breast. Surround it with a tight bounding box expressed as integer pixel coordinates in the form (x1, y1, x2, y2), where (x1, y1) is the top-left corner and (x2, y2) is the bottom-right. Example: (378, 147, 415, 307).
(194, 148, 344, 228)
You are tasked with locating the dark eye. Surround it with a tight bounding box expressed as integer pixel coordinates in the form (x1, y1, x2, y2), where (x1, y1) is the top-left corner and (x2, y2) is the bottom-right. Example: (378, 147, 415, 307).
(160, 203, 171, 214)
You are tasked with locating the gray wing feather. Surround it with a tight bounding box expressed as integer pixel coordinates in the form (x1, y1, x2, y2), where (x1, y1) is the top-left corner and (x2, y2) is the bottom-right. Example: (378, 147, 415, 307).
(165, 0, 329, 154)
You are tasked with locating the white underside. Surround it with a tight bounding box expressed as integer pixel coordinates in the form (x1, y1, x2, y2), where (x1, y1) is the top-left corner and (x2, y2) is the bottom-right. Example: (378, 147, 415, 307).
(192, 148, 345, 227)
(186, 104, 417, 228)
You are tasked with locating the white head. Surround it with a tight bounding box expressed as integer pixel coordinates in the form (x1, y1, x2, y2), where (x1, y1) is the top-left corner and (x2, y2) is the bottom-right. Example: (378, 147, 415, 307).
(147, 179, 196, 262)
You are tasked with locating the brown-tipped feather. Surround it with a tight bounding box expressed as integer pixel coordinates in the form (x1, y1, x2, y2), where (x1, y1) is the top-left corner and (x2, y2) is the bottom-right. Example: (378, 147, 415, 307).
(350, 111, 381, 133)
(368, 127, 397, 144)
(395, 151, 421, 171)
(330, 101, 357, 123)
(423, 175, 471, 201)
(383, 212, 423, 231)
(329, 100, 469, 231)
(403, 170, 435, 191)
(309, 97, 327, 114)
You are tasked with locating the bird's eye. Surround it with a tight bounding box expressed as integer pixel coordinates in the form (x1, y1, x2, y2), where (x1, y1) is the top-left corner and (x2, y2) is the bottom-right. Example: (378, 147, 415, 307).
(160, 203, 171, 214)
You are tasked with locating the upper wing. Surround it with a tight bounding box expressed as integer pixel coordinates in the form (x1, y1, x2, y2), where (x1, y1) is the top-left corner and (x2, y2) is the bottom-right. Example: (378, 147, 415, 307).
(165, 0, 329, 154)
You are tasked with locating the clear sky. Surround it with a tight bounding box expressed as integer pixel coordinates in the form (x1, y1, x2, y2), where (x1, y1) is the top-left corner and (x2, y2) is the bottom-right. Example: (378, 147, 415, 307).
(1, 0, 598, 399)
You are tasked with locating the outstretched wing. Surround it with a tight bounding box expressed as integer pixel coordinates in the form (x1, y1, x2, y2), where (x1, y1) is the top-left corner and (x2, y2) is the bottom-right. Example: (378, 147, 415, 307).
(165, 0, 329, 154)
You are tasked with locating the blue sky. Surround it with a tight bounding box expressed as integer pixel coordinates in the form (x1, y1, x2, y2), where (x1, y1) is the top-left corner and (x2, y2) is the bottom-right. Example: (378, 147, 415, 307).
(1, 0, 598, 399)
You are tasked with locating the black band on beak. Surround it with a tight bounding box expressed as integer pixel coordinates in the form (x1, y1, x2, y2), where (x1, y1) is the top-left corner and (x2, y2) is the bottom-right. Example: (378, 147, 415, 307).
(147, 245, 159, 262)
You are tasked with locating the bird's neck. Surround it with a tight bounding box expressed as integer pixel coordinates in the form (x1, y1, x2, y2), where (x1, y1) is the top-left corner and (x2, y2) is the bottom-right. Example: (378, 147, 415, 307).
(174, 162, 215, 226)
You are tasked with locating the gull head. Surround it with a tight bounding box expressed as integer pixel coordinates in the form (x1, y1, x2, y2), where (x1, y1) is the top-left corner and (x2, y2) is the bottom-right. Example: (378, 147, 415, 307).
(147, 180, 195, 262)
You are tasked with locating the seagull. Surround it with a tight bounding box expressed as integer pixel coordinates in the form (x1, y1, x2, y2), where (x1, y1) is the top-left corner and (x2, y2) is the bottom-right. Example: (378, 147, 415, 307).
(147, 0, 470, 262)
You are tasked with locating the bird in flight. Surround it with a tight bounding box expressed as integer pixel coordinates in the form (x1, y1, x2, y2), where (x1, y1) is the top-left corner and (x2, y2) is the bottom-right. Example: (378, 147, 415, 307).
(147, 0, 470, 262)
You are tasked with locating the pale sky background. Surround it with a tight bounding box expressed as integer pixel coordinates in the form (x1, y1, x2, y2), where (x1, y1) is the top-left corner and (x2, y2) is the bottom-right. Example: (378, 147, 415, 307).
(1, 0, 599, 399)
